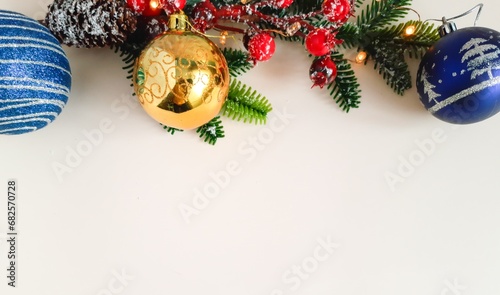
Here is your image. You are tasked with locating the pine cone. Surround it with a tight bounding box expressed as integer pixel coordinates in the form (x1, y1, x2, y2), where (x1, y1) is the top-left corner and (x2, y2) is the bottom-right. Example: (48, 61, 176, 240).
(45, 0, 138, 48)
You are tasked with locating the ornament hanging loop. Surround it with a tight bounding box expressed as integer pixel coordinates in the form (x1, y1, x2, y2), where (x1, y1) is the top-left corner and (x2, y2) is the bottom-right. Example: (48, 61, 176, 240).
(443, 3, 483, 26)
(426, 3, 484, 37)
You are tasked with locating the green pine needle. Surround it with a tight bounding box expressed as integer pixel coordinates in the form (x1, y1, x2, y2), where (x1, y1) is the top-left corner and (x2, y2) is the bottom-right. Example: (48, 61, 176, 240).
(196, 116, 225, 145)
(162, 124, 183, 135)
(357, 0, 412, 31)
(374, 20, 440, 58)
(328, 51, 362, 112)
(111, 45, 139, 81)
(336, 22, 361, 49)
(222, 79, 273, 124)
(367, 40, 411, 95)
(222, 48, 254, 77)
(350, 1, 439, 96)
(355, 0, 365, 8)
(287, 0, 323, 14)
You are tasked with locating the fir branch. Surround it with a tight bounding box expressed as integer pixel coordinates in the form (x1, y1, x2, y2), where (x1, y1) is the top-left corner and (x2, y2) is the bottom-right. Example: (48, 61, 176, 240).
(336, 22, 361, 49)
(162, 124, 183, 135)
(222, 79, 273, 124)
(357, 0, 412, 31)
(111, 45, 137, 81)
(287, 0, 323, 14)
(222, 48, 254, 77)
(383, 20, 440, 58)
(328, 51, 361, 112)
(116, 42, 147, 60)
(367, 39, 411, 95)
(355, 0, 365, 9)
(196, 116, 225, 145)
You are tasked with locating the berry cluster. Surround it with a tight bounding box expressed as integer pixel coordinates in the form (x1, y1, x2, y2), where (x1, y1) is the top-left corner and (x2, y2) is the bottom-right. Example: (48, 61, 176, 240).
(125, 0, 354, 88)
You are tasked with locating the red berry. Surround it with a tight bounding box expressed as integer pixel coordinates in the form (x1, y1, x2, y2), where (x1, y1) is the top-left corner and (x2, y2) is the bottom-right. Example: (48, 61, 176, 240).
(248, 33, 276, 62)
(164, 0, 187, 14)
(305, 28, 340, 56)
(172, 0, 186, 10)
(310, 56, 337, 88)
(191, 0, 218, 32)
(322, 0, 353, 24)
(268, 0, 294, 9)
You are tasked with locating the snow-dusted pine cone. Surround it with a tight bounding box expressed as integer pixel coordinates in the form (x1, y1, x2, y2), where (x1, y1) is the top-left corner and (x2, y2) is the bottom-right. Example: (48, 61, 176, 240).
(45, 0, 137, 48)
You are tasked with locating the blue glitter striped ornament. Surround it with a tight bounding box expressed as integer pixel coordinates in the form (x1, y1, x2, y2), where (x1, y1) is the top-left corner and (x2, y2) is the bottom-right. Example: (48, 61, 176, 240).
(417, 24, 500, 124)
(0, 10, 71, 135)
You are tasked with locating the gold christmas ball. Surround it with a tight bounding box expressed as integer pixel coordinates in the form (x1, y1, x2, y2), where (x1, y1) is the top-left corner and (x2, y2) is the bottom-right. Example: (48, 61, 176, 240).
(133, 13, 229, 130)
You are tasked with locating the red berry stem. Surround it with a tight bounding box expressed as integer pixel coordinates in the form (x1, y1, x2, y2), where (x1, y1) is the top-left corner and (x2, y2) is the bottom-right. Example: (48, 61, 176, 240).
(216, 5, 254, 22)
(253, 10, 317, 32)
(215, 4, 320, 35)
(284, 11, 322, 23)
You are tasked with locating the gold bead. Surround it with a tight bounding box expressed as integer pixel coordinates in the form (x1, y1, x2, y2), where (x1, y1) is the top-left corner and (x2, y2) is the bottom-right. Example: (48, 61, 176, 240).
(133, 29, 230, 130)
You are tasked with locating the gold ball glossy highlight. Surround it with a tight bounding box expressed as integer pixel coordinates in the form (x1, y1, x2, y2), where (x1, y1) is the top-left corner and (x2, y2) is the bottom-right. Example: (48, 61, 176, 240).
(133, 30, 229, 130)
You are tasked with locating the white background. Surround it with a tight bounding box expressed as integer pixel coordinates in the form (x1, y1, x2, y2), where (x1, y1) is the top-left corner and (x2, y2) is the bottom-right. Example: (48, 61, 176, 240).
(1, 0, 500, 294)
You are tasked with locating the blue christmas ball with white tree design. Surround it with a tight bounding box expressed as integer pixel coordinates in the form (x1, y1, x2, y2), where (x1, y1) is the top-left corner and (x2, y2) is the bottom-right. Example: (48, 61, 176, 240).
(0, 10, 71, 135)
(417, 26, 500, 124)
